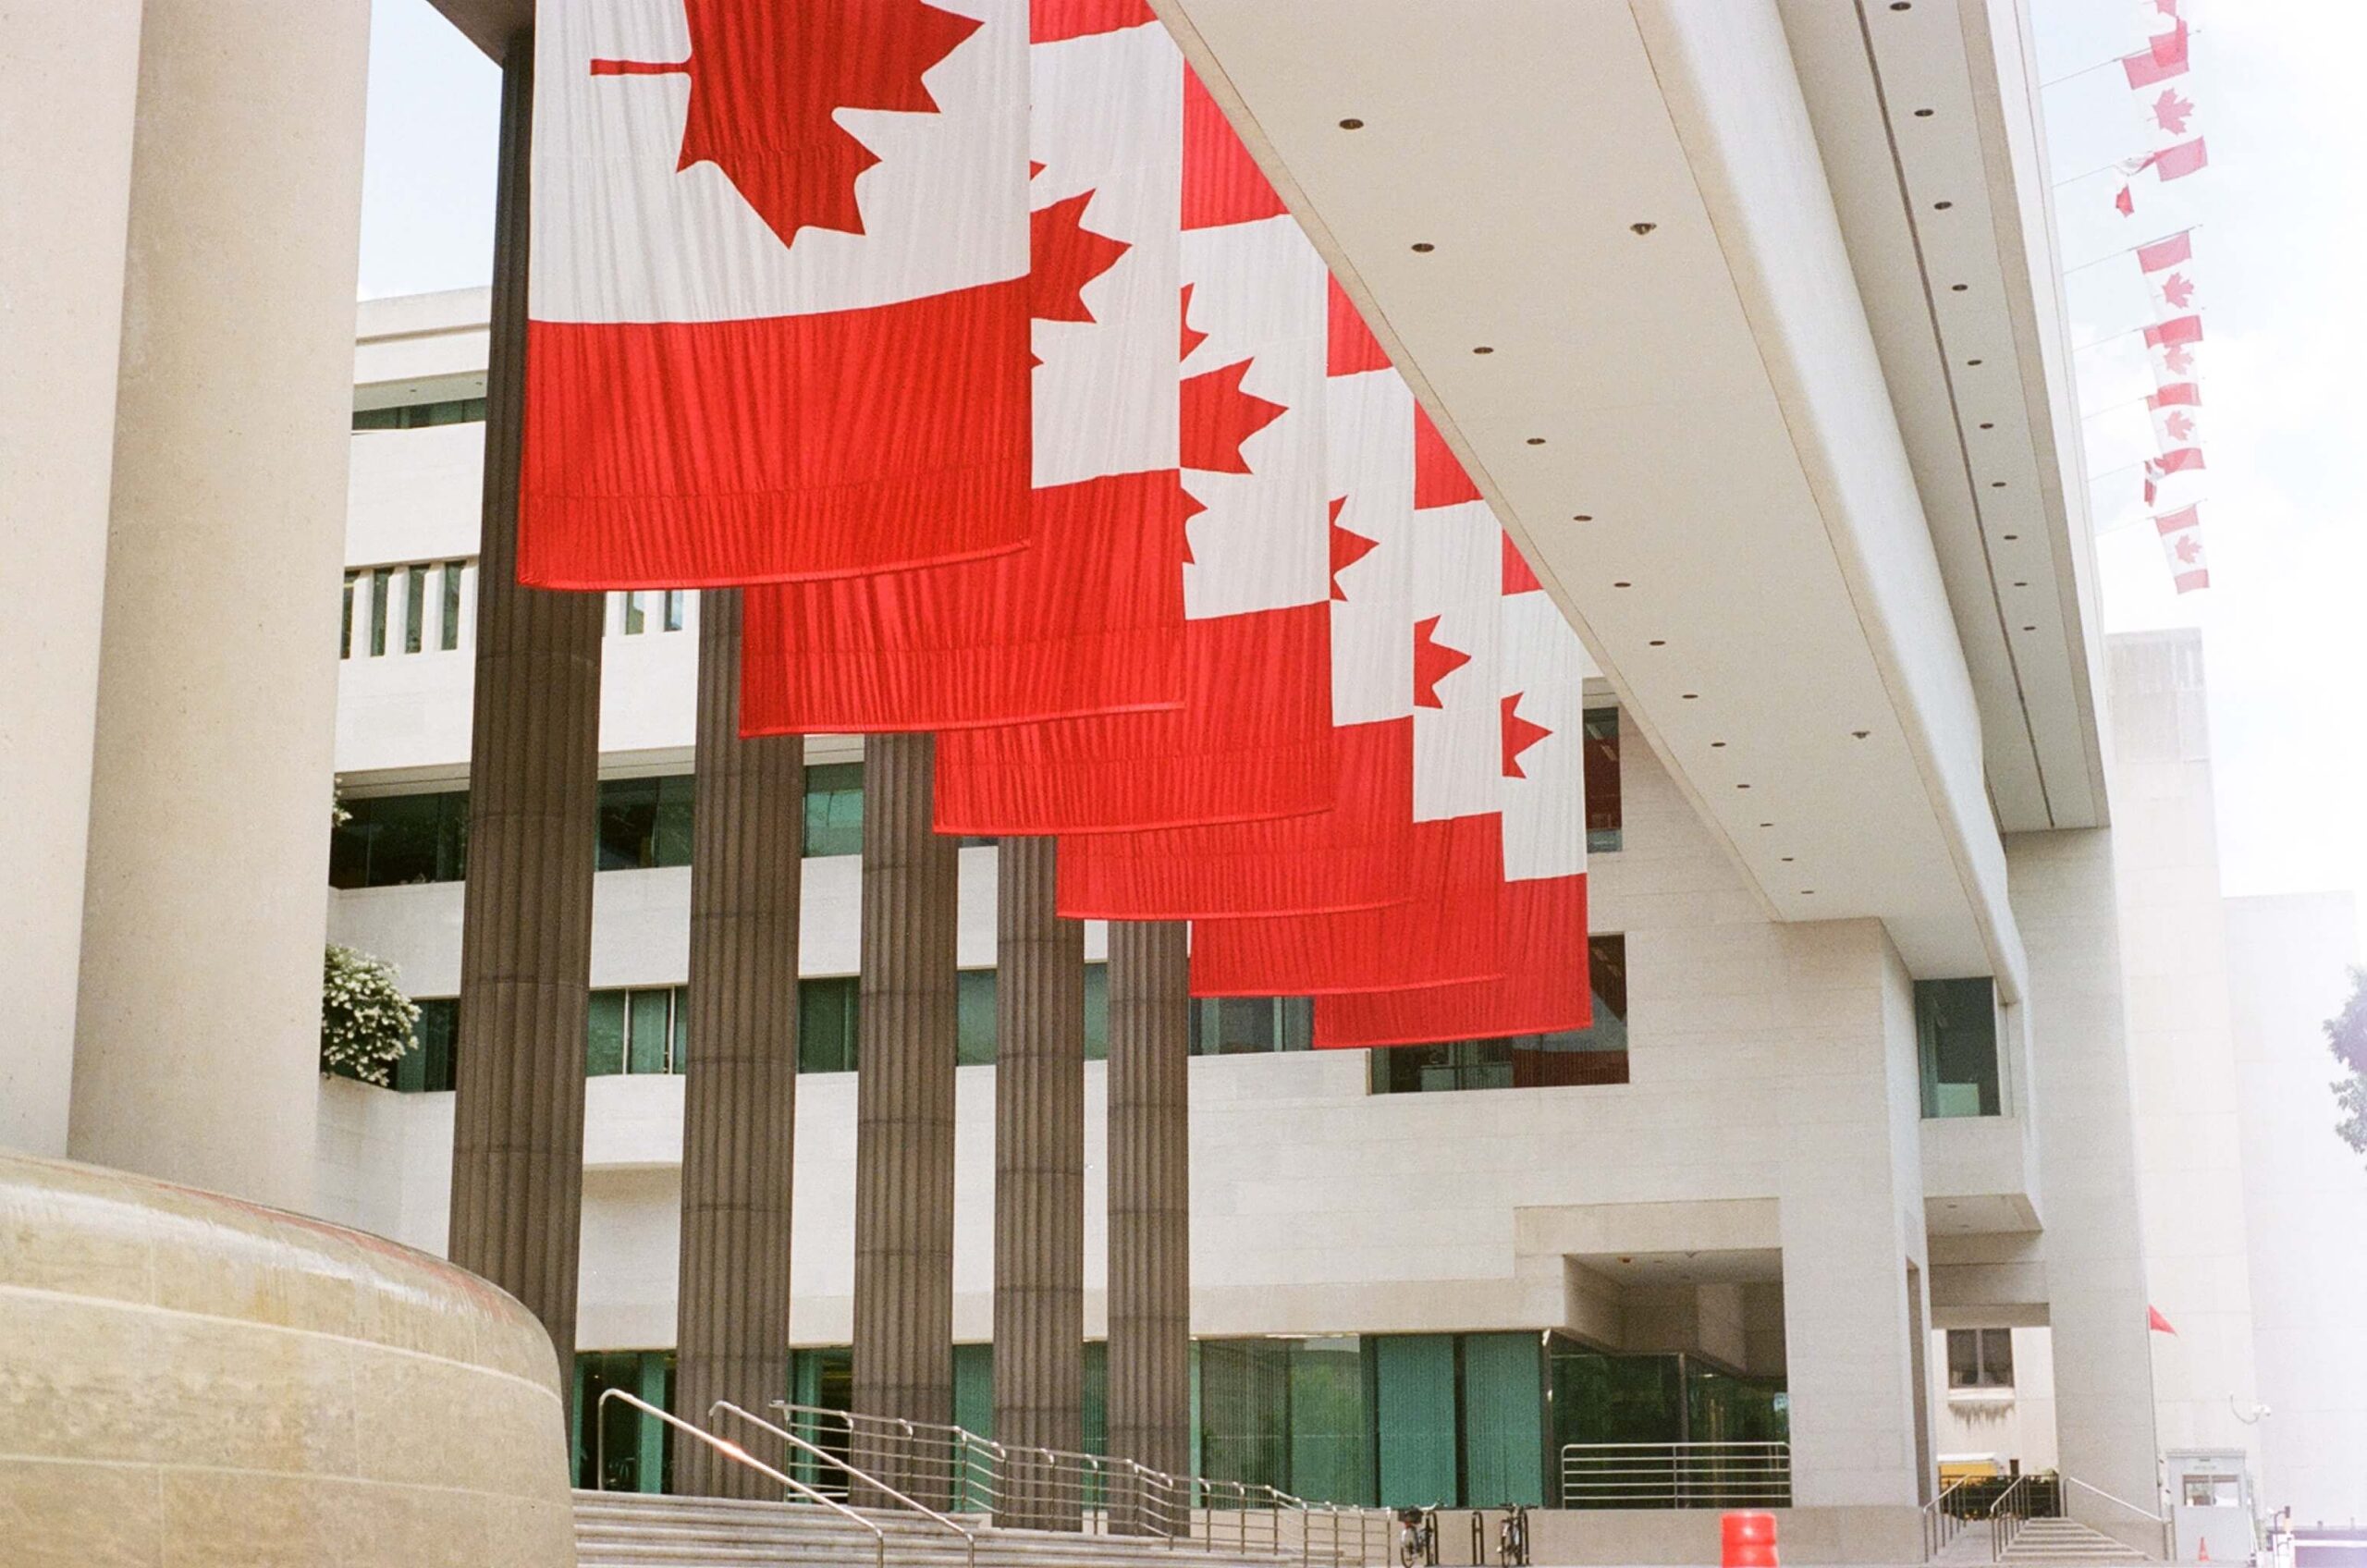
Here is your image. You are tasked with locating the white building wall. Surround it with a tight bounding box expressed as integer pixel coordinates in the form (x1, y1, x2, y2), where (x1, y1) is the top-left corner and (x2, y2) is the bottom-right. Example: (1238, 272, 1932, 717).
(2225, 891, 2367, 1525)
(2105, 631, 2264, 1471)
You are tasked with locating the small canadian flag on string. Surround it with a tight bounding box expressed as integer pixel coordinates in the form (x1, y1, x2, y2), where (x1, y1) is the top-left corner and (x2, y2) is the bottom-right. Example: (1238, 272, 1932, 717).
(2148, 382, 2202, 454)
(2154, 506, 2209, 595)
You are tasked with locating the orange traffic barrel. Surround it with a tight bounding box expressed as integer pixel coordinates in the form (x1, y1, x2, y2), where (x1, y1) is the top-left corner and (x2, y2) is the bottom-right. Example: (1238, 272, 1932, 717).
(1723, 1511, 1779, 1568)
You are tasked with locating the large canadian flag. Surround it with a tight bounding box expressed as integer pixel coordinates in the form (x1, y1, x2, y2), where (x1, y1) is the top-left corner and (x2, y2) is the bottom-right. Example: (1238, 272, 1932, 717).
(736, 3, 1186, 731)
(1054, 279, 1417, 917)
(1318, 552, 1593, 1047)
(1187, 408, 1502, 995)
(932, 67, 1335, 834)
(522, 0, 1034, 587)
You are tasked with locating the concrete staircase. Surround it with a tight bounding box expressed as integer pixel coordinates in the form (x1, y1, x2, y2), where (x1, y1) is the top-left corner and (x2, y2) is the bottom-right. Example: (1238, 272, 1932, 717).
(1998, 1517, 2155, 1564)
(573, 1491, 1319, 1568)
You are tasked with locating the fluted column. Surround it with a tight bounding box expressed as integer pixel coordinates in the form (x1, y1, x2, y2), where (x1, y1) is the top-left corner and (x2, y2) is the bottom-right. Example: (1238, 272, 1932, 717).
(852, 732, 960, 1502)
(448, 34, 606, 1390)
(1107, 921, 1193, 1530)
(672, 589, 803, 1497)
(993, 837, 1085, 1528)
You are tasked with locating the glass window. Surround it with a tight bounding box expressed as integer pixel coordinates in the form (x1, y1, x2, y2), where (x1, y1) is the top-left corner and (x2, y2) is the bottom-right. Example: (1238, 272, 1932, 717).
(1461, 1333, 1546, 1507)
(956, 970, 998, 1066)
(353, 396, 487, 431)
(1200, 1339, 1293, 1495)
(587, 986, 685, 1077)
(1946, 1329, 2013, 1390)
(1189, 996, 1312, 1056)
(622, 591, 646, 636)
(1585, 707, 1622, 853)
(395, 998, 460, 1094)
(1374, 1335, 1458, 1507)
(1919, 977, 2001, 1118)
(596, 775, 694, 870)
(572, 1350, 672, 1492)
(1288, 1337, 1375, 1506)
(803, 763, 865, 857)
(367, 568, 389, 656)
(1370, 935, 1629, 1095)
(664, 590, 687, 632)
(329, 789, 469, 888)
(1084, 962, 1109, 1063)
(440, 562, 464, 651)
(800, 976, 860, 1073)
(403, 565, 427, 654)
(340, 575, 356, 658)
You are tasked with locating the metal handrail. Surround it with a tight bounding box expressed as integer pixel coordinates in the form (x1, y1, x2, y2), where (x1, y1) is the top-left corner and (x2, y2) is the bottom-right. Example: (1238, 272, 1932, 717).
(1559, 1440, 1792, 1509)
(2060, 1475, 2172, 1560)
(594, 1390, 889, 1568)
(1988, 1472, 2035, 1562)
(712, 1402, 977, 1568)
(1921, 1476, 1974, 1560)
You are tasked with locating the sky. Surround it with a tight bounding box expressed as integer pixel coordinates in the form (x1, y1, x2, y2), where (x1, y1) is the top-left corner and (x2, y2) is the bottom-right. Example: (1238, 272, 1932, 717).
(357, 0, 2363, 939)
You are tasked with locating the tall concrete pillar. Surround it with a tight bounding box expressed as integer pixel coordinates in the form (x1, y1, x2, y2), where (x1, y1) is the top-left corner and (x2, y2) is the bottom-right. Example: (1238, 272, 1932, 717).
(993, 837, 1085, 1527)
(851, 732, 960, 1500)
(68, 0, 370, 1209)
(2010, 828, 2163, 1511)
(672, 589, 803, 1498)
(1106, 920, 1193, 1527)
(0, 2, 143, 1160)
(447, 35, 607, 1386)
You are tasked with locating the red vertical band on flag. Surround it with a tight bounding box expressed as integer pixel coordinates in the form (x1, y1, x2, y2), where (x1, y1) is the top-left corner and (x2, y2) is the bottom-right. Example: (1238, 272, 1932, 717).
(1182, 69, 1286, 228)
(1327, 276, 1390, 375)
(2136, 232, 2192, 273)
(1316, 875, 1590, 1046)
(1030, 0, 1155, 42)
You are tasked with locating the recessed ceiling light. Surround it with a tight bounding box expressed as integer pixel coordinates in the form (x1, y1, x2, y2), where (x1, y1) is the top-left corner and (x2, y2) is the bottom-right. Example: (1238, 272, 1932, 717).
(2012, 580, 2028, 588)
(1933, 201, 1955, 211)
(1411, 241, 1434, 253)
(1979, 421, 1994, 429)
(1711, 741, 1726, 749)
(2003, 533, 2019, 541)
(1572, 513, 1593, 522)
(1760, 822, 1773, 828)
(2022, 624, 2037, 631)
(1851, 729, 1870, 740)
(1649, 639, 1666, 646)
(1991, 480, 2006, 489)
(1613, 581, 1631, 588)
(1735, 783, 1751, 790)
(1951, 283, 1968, 292)
(1915, 108, 1935, 118)
(1682, 692, 1699, 701)
(1967, 358, 1983, 366)
(1629, 222, 1658, 236)
(1800, 889, 1816, 896)
(1527, 436, 1547, 446)
(1339, 117, 1365, 129)
(1782, 856, 1795, 864)
(1473, 345, 1494, 355)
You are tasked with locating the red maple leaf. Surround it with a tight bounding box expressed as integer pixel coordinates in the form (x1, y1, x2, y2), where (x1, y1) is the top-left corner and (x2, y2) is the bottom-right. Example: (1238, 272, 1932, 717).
(2160, 341, 2195, 375)
(1030, 190, 1130, 323)
(1329, 496, 1377, 600)
(2159, 271, 2196, 309)
(1413, 616, 1471, 709)
(1181, 359, 1286, 473)
(2163, 409, 2196, 443)
(1179, 483, 1207, 566)
(2153, 88, 2194, 135)
(1179, 283, 1209, 362)
(2174, 534, 2201, 564)
(1501, 692, 1551, 779)
(591, 0, 980, 250)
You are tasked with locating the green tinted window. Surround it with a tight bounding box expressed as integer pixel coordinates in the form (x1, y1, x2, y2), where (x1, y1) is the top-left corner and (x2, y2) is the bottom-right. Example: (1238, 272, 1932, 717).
(800, 976, 859, 1073)
(596, 775, 693, 871)
(803, 763, 865, 857)
(957, 970, 997, 1066)
(1083, 962, 1109, 1062)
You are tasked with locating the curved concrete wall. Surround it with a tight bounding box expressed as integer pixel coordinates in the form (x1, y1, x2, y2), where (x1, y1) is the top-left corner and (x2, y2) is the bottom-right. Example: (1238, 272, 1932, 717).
(0, 1151, 575, 1567)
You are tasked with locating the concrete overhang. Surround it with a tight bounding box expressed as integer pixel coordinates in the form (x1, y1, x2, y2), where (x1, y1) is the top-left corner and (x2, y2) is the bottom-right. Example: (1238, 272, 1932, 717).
(1157, 0, 2027, 988)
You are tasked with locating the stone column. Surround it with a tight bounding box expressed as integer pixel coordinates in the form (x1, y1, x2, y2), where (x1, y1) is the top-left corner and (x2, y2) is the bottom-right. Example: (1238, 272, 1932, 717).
(446, 35, 607, 1387)
(851, 732, 960, 1501)
(672, 589, 803, 1498)
(1106, 921, 1193, 1531)
(0, 2, 142, 1160)
(67, 0, 370, 1209)
(993, 837, 1085, 1528)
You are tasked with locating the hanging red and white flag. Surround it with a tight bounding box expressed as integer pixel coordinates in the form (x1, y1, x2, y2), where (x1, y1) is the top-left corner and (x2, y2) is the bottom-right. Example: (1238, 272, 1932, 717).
(522, 0, 1034, 588)
(1316, 555, 1592, 1047)
(2144, 312, 2203, 382)
(2136, 230, 2192, 275)
(1186, 408, 1503, 996)
(2156, 506, 2208, 594)
(1055, 279, 1417, 916)
(737, 2, 1186, 731)
(2120, 19, 2189, 89)
(933, 65, 1335, 834)
(2146, 382, 2202, 455)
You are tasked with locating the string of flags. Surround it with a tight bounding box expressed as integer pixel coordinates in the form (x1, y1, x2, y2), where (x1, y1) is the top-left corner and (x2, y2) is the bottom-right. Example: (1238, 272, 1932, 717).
(515, 0, 1594, 1047)
(2116, 0, 2213, 594)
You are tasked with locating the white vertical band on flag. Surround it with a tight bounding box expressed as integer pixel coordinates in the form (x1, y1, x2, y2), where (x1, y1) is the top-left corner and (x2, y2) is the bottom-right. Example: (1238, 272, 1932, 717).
(1413, 497, 1502, 822)
(1327, 367, 1417, 725)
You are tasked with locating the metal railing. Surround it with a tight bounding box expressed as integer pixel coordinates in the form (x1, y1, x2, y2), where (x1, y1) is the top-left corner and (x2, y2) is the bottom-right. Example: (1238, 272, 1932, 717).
(594, 1390, 890, 1568)
(1988, 1472, 2039, 1561)
(1921, 1476, 1976, 1560)
(2061, 1475, 2171, 1561)
(764, 1401, 1390, 1562)
(710, 1402, 977, 1568)
(1558, 1441, 1792, 1510)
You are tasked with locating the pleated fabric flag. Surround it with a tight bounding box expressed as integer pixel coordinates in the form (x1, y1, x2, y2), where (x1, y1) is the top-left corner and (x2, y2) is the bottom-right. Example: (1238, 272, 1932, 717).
(933, 66, 1334, 834)
(1186, 408, 1502, 995)
(521, 0, 1034, 587)
(1317, 543, 1593, 1047)
(736, 1, 1186, 731)
(1053, 279, 1417, 917)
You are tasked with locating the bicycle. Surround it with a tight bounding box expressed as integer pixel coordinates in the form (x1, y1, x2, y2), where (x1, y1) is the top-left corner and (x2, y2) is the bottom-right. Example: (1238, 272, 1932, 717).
(1497, 1502, 1530, 1568)
(1396, 1505, 1439, 1568)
